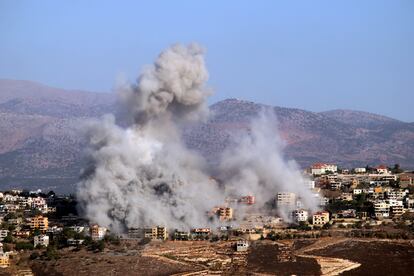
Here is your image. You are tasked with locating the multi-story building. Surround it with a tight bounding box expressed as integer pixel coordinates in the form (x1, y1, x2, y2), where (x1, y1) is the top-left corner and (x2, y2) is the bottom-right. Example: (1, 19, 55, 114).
(276, 192, 296, 208)
(311, 163, 338, 175)
(376, 165, 389, 174)
(218, 207, 233, 221)
(236, 240, 249, 252)
(90, 224, 107, 241)
(374, 201, 390, 218)
(192, 228, 210, 239)
(34, 234, 49, 248)
(330, 181, 342, 190)
(173, 231, 190, 240)
(399, 173, 414, 188)
(240, 195, 255, 205)
(0, 251, 9, 268)
(30, 215, 48, 232)
(387, 190, 407, 201)
(312, 211, 330, 225)
(31, 197, 47, 210)
(306, 180, 315, 189)
(0, 230, 9, 242)
(354, 167, 366, 174)
(292, 209, 309, 223)
(143, 226, 168, 240)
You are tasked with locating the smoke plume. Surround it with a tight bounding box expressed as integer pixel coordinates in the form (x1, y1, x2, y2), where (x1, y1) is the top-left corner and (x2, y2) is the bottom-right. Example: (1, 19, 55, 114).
(77, 44, 223, 232)
(77, 43, 318, 232)
(219, 110, 318, 221)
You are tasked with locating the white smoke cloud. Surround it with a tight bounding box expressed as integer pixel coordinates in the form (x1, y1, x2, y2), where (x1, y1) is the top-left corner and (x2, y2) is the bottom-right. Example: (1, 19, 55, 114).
(219, 109, 319, 221)
(77, 44, 223, 232)
(77, 43, 318, 232)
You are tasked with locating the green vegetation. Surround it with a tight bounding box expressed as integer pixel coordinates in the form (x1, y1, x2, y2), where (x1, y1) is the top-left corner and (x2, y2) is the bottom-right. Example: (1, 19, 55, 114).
(15, 242, 34, 250)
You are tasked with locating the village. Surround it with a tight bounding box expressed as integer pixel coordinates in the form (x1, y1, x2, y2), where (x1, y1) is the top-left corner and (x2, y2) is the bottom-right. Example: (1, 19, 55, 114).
(0, 163, 413, 275)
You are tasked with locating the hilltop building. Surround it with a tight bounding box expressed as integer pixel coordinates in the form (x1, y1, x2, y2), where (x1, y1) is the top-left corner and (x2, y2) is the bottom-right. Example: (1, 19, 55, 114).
(311, 163, 338, 175)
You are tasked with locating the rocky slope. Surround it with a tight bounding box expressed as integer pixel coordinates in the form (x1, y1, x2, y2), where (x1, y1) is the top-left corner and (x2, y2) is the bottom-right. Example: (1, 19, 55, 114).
(0, 79, 412, 192)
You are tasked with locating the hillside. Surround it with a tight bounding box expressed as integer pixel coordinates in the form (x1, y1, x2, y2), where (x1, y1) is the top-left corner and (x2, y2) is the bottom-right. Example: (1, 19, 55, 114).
(185, 99, 414, 169)
(0, 79, 413, 192)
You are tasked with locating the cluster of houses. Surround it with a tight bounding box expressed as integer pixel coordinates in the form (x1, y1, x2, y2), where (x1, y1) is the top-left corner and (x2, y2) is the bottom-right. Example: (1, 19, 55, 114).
(0, 163, 413, 266)
(130, 163, 413, 244)
(0, 190, 109, 267)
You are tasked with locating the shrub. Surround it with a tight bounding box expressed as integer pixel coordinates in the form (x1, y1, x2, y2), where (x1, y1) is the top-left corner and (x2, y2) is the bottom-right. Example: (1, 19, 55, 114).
(15, 242, 34, 250)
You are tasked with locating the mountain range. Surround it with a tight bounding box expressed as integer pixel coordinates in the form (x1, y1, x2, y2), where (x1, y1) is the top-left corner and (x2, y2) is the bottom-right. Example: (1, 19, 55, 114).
(0, 79, 413, 192)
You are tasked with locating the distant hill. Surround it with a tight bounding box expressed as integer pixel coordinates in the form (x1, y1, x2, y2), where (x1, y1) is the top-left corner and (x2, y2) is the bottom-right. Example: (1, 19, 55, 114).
(0, 79, 413, 192)
(320, 109, 400, 128)
(185, 99, 414, 170)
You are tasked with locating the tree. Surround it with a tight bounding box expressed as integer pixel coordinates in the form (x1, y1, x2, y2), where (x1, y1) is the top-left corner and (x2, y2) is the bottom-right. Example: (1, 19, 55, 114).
(15, 242, 34, 250)
(3, 233, 13, 243)
(392, 164, 403, 174)
(45, 245, 59, 260)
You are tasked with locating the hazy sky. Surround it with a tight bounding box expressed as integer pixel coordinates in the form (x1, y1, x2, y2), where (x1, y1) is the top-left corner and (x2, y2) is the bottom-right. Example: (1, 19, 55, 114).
(1, 1, 413, 121)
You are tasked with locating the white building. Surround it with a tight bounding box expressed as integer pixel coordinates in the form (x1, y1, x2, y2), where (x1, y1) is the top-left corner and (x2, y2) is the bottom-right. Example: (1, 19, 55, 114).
(354, 167, 366, 173)
(292, 209, 309, 222)
(374, 201, 390, 218)
(236, 240, 249, 252)
(353, 189, 363, 195)
(376, 165, 389, 174)
(387, 190, 408, 200)
(0, 230, 9, 241)
(311, 163, 338, 175)
(34, 235, 49, 248)
(306, 180, 315, 189)
(276, 192, 296, 208)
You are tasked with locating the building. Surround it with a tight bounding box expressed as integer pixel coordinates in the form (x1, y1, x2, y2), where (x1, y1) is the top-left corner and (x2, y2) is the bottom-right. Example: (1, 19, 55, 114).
(400, 173, 414, 188)
(374, 201, 390, 218)
(218, 207, 233, 221)
(387, 190, 407, 200)
(67, 239, 85, 246)
(330, 182, 342, 190)
(173, 231, 190, 240)
(390, 204, 404, 217)
(30, 215, 48, 232)
(236, 240, 249, 252)
(240, 195, 255, 205)
(144, 226, 168, 240)
(353, 189, 363, 195)
(127, 226, 167, 240)
(376, 165, 389, 174)
(306, 180, 315, 189)
(311, 163, 338, 175)
(31, 197, 47, 211)
(127, 228, 142, 239)
(0, 251, 9, 268)
(312, 211, 330, 225)
(0, 230, 9, 241)
(337, 209, 356, 218)
(292, 209, 309, 223)
(339, 193, 353, 201)
(34, 235, 49, 248)
(192, 228, 210, 239)
(90, 224, 107, 241)
(354, 167, 366, 173)
(276, 192, 296, 208)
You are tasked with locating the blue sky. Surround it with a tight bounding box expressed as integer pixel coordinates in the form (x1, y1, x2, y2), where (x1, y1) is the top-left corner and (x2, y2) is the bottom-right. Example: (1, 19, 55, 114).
(1, 1, 413, 121)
